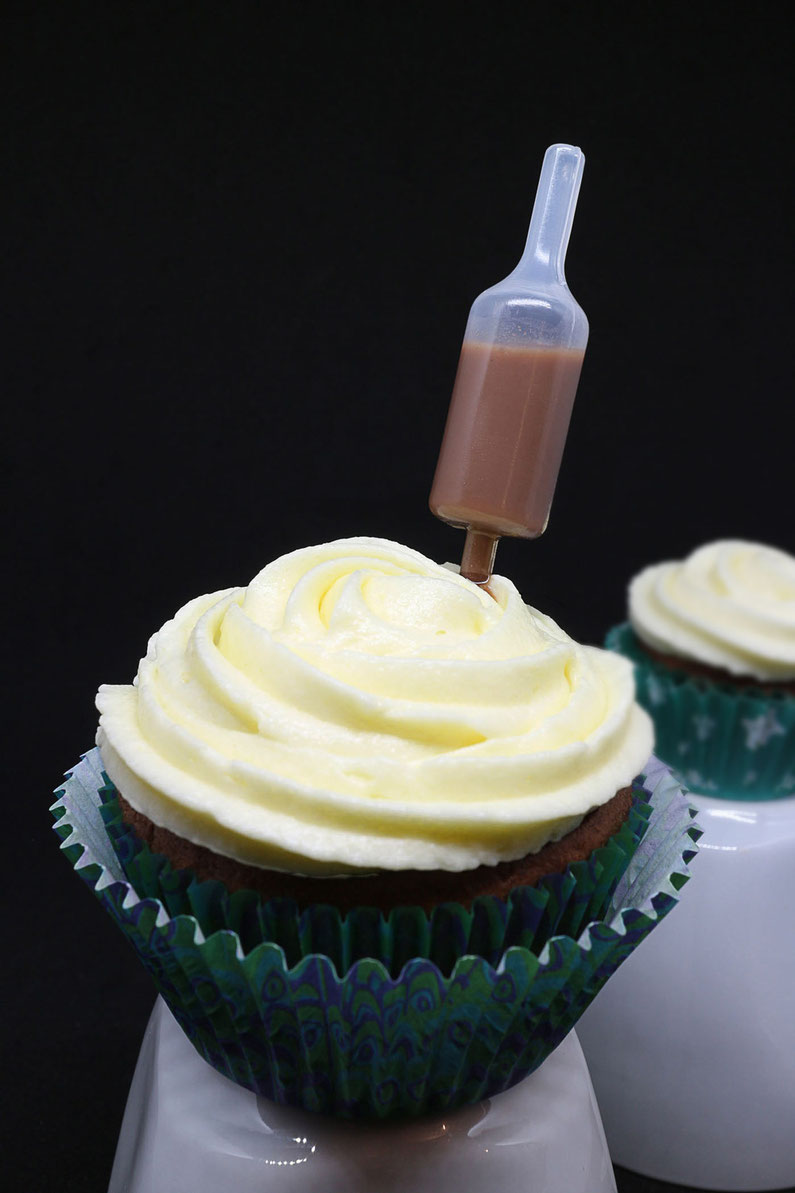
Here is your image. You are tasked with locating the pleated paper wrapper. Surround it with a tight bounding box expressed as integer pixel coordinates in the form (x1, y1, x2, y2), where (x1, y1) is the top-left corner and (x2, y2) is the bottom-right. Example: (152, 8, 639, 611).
(608, 623, 795, 801)
(51, 748, 699, 1120)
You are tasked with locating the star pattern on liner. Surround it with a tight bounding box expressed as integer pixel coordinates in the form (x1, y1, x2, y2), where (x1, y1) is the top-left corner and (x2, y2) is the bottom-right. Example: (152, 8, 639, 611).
(677, 741, 690, 755)
(692, 714, 717, 742)
(741, 709, 786, 751)
(646, 674, 667, 707)
(775, 771, 795, 793)
(743, 770, 758, 786)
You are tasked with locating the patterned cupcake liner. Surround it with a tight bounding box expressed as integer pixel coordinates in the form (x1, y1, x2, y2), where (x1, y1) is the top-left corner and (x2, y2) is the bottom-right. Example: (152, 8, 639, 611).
(608, 623, 795, 801)
(96, 769, 652, 976)
(51, 749, 699, 1120)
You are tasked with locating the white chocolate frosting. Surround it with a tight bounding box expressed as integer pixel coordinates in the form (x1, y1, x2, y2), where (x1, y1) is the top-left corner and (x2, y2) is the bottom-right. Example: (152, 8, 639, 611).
(97, 537, 652, 875)
(629, 540, 795, 682)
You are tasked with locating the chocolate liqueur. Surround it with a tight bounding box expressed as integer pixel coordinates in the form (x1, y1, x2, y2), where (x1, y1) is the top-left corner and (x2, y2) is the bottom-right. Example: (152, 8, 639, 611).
(430, 342, 584, 544)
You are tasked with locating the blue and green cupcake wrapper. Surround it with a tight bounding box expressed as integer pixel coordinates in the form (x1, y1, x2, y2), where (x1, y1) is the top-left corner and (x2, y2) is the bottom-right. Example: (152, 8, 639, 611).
(608, 623, 795, 801)
(95, 768, 652, 976)
(51, 749, 700, 1120)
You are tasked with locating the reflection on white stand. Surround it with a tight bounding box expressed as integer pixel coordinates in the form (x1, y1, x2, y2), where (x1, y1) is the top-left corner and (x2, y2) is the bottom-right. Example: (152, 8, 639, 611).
(110, 998, 616, 1193)
(578, 792, 795, 1192)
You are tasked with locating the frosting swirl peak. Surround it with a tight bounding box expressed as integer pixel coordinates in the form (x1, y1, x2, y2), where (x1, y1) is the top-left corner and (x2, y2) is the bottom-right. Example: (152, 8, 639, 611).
(97, 537, 652, 874)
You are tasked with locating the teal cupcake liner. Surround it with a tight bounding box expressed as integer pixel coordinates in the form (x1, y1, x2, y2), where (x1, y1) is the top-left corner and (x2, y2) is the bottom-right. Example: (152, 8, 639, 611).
(51, 749, 699, 1120)
(96, 770, 652, 977)
(608, 623, 795, 801)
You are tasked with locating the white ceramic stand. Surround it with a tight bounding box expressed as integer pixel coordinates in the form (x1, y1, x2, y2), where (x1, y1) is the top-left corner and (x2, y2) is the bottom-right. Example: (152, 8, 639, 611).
(577, 792, 795, 1192)
(109, 998, 616, 1193)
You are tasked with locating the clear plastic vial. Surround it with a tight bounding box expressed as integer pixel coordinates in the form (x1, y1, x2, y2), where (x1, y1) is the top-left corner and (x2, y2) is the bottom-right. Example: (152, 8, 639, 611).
(430, 144, 588, 582)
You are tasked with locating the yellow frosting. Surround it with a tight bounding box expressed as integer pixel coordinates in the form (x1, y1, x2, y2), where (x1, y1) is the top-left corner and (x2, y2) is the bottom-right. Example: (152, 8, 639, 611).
(629, 540, 795, 682)
(96, 537, 653, 875)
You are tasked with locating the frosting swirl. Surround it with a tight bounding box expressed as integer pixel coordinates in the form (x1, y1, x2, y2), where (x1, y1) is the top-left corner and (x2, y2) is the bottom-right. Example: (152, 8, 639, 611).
(97, 537, 652, 874)
(629, 540, 795, 681)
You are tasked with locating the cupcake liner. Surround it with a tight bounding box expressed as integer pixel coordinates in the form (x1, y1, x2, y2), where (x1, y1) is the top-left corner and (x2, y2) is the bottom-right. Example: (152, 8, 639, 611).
(96, 769, 652, 976)
(51, 748, 699, 1120)
(608, 623, 795, 801)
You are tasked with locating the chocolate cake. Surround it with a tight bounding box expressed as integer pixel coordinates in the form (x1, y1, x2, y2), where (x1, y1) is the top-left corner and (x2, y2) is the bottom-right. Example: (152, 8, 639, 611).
(637, 641, 795, 696)
(117, 785, 633, 914)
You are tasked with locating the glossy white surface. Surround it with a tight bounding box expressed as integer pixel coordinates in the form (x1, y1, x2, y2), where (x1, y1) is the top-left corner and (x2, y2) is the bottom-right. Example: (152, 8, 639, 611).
(578, 792, 795, 1191)
(110, 999, 616, 1193)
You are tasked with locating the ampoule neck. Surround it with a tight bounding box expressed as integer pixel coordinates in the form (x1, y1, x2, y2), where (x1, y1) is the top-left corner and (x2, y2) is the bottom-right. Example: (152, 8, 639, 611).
(514, 143, 584, 286)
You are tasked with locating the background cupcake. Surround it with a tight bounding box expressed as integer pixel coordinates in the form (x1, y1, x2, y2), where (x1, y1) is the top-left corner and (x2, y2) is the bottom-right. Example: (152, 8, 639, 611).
(53, 537, 698, 1120)
(577, 538, 795, 1188)
(607, 540, 795, 800)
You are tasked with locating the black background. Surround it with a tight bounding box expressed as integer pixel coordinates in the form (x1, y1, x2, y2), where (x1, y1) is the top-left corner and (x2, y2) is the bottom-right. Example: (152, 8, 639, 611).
(5, 3, 794, 1190)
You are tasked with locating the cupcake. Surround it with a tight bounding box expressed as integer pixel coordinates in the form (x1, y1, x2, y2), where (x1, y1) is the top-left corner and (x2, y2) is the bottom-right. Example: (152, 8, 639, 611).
(608, 539, 795, 799)
(52, 537, 699, 1119)
(579, 542, 795, 1184)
